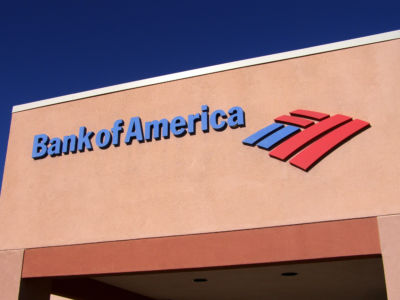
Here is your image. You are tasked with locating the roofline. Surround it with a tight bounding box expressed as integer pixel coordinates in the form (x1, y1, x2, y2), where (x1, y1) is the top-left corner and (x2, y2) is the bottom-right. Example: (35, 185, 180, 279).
(12, 29, 400, 113)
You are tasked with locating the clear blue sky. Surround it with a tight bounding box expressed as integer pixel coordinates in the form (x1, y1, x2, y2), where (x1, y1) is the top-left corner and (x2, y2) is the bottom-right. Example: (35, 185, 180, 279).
(0, 0, 399, 190)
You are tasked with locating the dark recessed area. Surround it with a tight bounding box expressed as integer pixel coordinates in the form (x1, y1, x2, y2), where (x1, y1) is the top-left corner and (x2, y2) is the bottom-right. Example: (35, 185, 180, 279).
(193, 278, 208, 283)
(281, 272, 298, 277)
(95, 257, 387, 299)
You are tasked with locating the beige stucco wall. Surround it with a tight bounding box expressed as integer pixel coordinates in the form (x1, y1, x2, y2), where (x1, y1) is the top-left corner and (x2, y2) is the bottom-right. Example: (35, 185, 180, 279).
(0, 39, 399, 250)
(0, 250, 24, 300)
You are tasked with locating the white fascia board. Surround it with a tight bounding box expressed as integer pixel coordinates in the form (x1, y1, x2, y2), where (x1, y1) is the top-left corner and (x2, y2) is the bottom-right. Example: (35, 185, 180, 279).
(12, 29, 400, 113)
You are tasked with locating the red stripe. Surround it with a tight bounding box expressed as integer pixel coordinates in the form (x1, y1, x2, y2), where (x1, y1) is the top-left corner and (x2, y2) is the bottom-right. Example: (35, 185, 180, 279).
(290, 109, 329, 121)
(269, 114, 351, 160)
(290, 119, 370, 171)
(274, 115, 314, 128)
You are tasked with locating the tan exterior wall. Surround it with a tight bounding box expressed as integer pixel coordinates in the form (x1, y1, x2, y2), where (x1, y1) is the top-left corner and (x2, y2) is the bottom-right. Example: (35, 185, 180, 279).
(0, 39, 399, 250)
(378, 214, 400, 300)
(0, 249, 24, 300)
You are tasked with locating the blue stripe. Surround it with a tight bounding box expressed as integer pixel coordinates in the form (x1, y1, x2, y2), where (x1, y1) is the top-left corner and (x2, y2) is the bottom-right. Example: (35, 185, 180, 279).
(257, 125, 300, 150)
(242, 123, 284, 146)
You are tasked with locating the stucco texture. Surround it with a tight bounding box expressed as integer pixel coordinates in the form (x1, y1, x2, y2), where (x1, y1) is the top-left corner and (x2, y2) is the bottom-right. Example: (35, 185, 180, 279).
(0, 39, 399, 249)
(0, 250, 24, 300)
(378, 214, 400, 300)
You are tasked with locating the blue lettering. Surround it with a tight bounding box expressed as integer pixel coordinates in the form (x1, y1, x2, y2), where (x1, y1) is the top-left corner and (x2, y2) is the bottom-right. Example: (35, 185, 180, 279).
(228, 106, 245, 128)
(78, 126, 94, 152)
(96, 129, 112, 149)
(125, 117, 144, 144)
(32, 134, 49, 159)
(210, 110, 227, 131)
(48, 138, 62, 156)
(171, 116, 187, 137)
(188, 113, 201, 135)
(111, 119, 124, 146)
(62, 135, 78, 154)
(144, 119, 170, 141)
(201, 105, 209, 132)
(32, 105, 246, 160)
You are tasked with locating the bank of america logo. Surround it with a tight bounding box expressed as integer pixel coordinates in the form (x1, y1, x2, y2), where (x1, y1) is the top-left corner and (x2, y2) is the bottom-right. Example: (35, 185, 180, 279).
(242, 109, 370, 171)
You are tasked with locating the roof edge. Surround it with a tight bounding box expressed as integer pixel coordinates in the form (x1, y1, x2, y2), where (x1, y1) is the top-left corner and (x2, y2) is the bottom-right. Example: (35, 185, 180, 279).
(12, 29, 400, 113)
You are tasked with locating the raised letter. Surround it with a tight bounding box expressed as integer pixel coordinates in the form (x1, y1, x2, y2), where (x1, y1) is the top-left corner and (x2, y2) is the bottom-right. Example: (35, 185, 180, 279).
(125, 117, 144, 144)
(188, 113, 201, 135)
(62, 135, 78, 154)
(201, 105, 209, 132)
(48, 137, 62, 157)
(144, 119, 170, 141)
(32, 134, 49, 159)
(96, 129, 112, 149)
(228, 106, 245, 128)
(210, 109, 227, 131)
(78, 126, 94, 152)
(171, 116, 187, 137)
(111, 119, 124, 146)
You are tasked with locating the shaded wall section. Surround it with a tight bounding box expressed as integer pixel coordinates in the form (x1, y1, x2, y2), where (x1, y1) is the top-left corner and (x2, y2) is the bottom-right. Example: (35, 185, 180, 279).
(378, 214, 400, 300)
(0, 250, 24, 300)
(22, 218, 381, 278)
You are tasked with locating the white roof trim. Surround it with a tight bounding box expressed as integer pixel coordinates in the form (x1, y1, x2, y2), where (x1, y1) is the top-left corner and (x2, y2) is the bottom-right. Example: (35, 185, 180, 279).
(12, 29, 400, 113)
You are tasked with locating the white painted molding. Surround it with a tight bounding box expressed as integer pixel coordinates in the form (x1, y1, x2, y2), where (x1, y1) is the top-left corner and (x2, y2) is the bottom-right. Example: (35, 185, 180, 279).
(12, 29, 400, 113)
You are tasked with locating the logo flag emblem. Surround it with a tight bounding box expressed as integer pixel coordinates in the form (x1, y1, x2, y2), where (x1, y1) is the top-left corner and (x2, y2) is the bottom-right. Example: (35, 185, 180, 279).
(242, 109, 370, 171)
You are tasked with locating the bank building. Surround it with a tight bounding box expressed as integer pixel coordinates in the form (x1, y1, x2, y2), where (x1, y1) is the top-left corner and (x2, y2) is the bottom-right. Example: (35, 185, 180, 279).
(0, 29, 399, 300)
